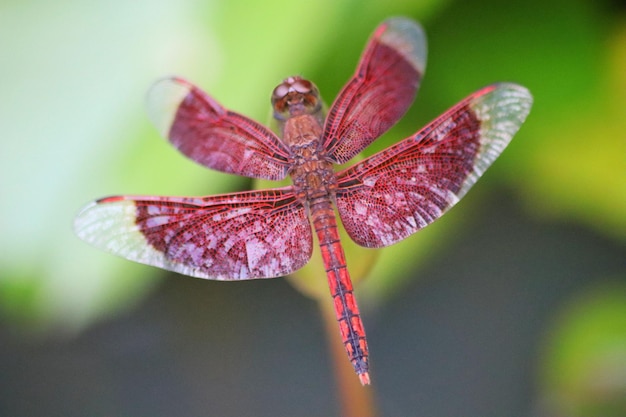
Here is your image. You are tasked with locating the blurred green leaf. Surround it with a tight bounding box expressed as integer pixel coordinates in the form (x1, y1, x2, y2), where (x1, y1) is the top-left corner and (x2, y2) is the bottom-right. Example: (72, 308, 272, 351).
(538, 280, 626, 417)
(517, 21, 626, 240)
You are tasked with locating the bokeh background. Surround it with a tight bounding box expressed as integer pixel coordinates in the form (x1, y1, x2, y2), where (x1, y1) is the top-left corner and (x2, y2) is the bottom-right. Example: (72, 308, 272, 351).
(1, 0, 624, 416)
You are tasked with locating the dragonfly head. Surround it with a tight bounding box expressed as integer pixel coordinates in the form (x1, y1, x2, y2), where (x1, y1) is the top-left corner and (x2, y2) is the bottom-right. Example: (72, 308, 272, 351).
(271, 76, 323, 121)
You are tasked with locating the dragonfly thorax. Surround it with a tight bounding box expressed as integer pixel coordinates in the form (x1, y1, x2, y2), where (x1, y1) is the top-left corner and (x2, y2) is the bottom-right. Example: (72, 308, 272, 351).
(289, 155, 337, 204)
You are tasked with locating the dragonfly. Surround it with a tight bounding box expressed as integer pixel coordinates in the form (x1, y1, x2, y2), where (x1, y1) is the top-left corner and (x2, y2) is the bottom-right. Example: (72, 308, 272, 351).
(74, 17, 532, 385)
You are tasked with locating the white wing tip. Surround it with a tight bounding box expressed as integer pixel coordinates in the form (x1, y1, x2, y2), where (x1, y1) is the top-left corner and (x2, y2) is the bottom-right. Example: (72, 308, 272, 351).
(379, 17, 427, 75)
(145, 76, 193, 139)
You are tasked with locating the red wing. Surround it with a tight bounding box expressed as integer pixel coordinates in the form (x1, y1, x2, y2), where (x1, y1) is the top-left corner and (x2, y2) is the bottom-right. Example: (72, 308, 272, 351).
(147, 77, 291, 180)
(322, 17, 427, 164)
(74, 188, 312, 279)
(335, 83, 533, 248)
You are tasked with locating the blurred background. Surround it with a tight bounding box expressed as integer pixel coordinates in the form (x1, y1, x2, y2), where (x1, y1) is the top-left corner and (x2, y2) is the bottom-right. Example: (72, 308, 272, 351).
(1, 0, 624, 416)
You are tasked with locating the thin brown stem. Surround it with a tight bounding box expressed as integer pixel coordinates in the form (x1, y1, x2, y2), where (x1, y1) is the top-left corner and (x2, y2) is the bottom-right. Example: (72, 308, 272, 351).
(319, 298, 377, 417)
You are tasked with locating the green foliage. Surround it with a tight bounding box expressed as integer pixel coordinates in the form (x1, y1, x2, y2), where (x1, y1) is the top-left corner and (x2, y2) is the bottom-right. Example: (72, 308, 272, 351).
(539, 281, 626, 417)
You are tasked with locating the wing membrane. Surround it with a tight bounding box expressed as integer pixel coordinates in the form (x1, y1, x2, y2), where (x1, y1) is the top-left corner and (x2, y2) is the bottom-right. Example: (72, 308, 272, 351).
(147, 77, 291, 180)
(74, 188, 312, 279)
(323, 17, 427, 163)
(335, 83, 533, 248)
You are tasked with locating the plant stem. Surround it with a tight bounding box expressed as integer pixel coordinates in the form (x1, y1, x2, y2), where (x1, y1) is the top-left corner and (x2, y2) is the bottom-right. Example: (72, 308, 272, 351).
(320, 298, 377, 417)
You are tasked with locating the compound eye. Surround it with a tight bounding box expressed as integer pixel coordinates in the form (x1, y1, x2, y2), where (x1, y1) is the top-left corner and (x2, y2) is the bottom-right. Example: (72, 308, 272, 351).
(272, 83, 290, 100)
(292, 79, 313, 94)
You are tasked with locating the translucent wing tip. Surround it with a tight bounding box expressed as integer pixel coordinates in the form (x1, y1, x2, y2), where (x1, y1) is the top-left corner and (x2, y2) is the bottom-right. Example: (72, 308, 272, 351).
(377, 16, 427, 75)
(73, 197, 171, 273)
(487, 82, 533, 118)
(145, 76, 193, 139)
(73, 199, 107, 242)
(73, 197, 139, 250)
(73, 200, 98, 241)
(456, 82, 533, 197)
(471, 83, 533, 138)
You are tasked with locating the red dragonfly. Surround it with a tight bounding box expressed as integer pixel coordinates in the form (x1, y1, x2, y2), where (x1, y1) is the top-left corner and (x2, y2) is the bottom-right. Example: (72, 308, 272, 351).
(74, 17, 532, 385)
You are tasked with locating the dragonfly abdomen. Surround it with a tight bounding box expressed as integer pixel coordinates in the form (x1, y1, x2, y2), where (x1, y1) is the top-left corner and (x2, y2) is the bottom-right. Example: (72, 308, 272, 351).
(309, 197, 370, 385)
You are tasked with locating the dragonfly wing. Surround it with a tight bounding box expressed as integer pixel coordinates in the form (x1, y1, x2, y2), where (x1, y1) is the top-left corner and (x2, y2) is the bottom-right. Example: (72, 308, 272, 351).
(147, 77, 291, 180)
(323, 17, 427, 163)
(74, 188, 312, 279)
(335, 83, 532, 248)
